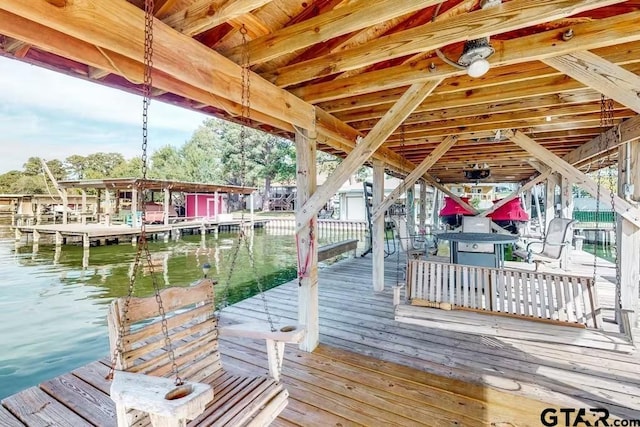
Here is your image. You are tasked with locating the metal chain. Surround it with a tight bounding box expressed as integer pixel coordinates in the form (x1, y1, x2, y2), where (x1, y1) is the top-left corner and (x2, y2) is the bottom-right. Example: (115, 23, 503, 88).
(592, 95, 606, 294)
(603, 97, 622, 314)
(109, 0, 182, 386)
(214, 24, 282, 379)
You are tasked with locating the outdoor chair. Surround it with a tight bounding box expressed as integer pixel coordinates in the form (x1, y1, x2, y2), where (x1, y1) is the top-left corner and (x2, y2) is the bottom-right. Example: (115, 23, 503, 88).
(393, 217, 427, 259)
(513, 217, 576, 271)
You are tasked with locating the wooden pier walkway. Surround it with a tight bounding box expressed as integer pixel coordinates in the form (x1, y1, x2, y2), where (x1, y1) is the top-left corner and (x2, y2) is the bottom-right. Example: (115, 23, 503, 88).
(13, 218, 269, 247)
(1, 249, 638, 426)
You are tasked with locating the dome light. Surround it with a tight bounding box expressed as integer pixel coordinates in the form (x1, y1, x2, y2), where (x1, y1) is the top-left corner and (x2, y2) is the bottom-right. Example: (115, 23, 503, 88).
(467, 58, 490, 78)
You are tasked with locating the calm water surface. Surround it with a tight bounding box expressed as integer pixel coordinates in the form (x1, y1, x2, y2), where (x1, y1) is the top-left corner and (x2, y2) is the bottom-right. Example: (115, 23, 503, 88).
(0, 226, 312, 399)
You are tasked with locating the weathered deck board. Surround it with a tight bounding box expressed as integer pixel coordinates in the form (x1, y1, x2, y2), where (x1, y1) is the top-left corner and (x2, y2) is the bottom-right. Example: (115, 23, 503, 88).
(0, 405, 24, 427)
(40, 374, 116, 427)
(1, 387, 92, 427)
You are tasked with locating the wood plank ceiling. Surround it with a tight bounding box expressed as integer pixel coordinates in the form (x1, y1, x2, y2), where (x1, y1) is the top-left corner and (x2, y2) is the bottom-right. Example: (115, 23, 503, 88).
(1, 0, 639, 184)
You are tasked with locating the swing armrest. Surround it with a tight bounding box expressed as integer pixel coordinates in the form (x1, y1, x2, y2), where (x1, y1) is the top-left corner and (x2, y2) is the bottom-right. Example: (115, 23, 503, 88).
(219, 322, 306, 344)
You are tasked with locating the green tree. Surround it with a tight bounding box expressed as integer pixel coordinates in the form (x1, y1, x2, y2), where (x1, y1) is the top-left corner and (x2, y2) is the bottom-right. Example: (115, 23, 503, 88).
(180, 121, 223, 183)
(12, 175, 47, 194)
(150, 146, 186, 180)
(0, 170, 24, 193)
(84, 153, 126, 178)
(65, 155, 88, 179)
(111, 157, 144, 178)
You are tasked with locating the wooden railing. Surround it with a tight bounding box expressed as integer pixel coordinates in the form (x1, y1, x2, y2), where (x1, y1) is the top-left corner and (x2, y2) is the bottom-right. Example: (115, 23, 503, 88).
(405, 259, 602, 328)
(318, 239, 358, 262)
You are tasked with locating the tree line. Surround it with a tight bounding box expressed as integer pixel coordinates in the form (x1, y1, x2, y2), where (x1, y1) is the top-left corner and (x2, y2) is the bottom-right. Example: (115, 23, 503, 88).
(0, 118, 343, 198)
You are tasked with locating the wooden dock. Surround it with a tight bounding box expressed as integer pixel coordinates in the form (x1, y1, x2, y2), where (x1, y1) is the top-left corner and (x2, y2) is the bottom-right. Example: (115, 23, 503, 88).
(1, 249, 638, 425)
(12, 218, 269, 247)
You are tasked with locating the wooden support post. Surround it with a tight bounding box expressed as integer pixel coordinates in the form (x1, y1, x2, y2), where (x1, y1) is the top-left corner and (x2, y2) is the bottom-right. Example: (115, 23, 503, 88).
(533, 185, 543, 235)
(561, 176, 574, 220)
(214, 191, 220, 221)
(35, 201, 42, 225)
(83, 233, 90, 249)
(55, 231, 62, 247)
(61, 188, 68, 225)
(131, 188, 138, 227)
(546, 178, 556, 232)
(105, 190, 112, 226)
(406, 185, 416, 236)
(431, 189, 441, 230)
(419, 180, 427, 231)
(163, 187, 170, 225)
(14, 227, 21, 242)
(295, 128, 318, 352)
(81, 189, 87, 225)
(372, 159, 385, 292)
(82, 248, 89, 269)
(33, 229, 40, 245)
(617, 140, 640, 333)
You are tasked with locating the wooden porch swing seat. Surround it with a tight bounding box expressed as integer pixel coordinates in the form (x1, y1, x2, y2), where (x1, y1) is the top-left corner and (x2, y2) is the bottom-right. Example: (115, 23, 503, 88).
(107, 279, 304, 427)
(513, 217, 576, 271)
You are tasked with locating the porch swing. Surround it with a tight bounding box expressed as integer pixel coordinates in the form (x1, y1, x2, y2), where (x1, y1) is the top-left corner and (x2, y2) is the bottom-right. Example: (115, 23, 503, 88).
(106, 4, 304, 426)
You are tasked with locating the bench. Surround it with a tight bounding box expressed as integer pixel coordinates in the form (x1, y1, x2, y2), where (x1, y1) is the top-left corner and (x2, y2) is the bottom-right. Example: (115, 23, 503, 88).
(318, 239, 358, 262)
(398, 259, 602, 328)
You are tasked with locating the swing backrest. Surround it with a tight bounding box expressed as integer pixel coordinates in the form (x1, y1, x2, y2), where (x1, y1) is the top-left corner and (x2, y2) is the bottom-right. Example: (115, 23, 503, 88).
(394, 217, 419, 252)
(107, 279, 222, 384)
(541, 218, 575, 259)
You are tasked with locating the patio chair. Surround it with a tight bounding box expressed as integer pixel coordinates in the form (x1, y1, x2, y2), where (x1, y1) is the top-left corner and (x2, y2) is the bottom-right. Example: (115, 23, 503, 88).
(513, 217, 576, 271)
(393, 217, 426, 259)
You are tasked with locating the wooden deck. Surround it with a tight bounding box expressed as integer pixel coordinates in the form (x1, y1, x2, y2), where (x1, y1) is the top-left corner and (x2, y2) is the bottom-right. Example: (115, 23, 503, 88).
(13, 219, 268, 246)
(1, 249, 638, 425)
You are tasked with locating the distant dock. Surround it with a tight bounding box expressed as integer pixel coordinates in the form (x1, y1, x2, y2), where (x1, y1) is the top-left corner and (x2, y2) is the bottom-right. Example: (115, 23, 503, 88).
(13, 218, 268, 247)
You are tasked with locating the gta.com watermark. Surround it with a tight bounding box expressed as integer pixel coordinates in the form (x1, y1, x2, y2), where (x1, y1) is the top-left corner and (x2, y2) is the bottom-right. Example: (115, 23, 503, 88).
(540, 408, 640, 426)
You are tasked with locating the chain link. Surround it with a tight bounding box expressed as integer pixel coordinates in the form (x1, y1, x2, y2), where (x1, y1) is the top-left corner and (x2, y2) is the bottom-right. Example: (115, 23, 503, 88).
(108, 0, 182, 386)
(593, 96, 622, 321)
(214, 24, 283, 379)
(603, 97, 622, 314)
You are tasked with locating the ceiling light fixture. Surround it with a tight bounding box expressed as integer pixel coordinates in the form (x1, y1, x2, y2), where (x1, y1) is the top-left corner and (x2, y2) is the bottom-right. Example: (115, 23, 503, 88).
(434, 0, 501, 78)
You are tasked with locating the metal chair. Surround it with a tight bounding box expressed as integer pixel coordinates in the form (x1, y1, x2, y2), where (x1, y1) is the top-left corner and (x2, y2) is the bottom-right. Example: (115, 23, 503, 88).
(513, 217, 576, 271)
(393, 217, 426, 259)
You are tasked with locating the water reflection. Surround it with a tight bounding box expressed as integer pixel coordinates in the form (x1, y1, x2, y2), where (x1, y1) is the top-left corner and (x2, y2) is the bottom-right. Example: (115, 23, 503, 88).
(0, 228, 301, 399)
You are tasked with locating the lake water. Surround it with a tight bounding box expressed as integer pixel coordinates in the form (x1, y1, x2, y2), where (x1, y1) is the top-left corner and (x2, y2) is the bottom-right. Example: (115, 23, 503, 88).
(0, 225, 358, 400)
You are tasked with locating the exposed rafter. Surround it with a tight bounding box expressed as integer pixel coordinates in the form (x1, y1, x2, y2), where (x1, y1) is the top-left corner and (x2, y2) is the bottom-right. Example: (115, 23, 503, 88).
(543, 51, 640, 114)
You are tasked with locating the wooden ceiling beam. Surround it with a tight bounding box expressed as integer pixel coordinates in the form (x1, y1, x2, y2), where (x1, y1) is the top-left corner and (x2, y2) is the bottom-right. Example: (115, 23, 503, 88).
(223, 0, 440, 65)
(2, 36, 30, 57)
(506, 129, 640, 228)
(562, 115, 640, 166)
(0, 8, 294, 133)
(264, 0, 626, 88)
(327, 60, 640, 121)
(372, 136, 458, 220)
(162, 0, 274, 37)
(356, 103, 624, 134)
(543, 51, 640, 114)
(1, 0, 314, 130)
(380, 111, 635, 143)
(298, 80, 442, 228)
(293, 10, 640, 103)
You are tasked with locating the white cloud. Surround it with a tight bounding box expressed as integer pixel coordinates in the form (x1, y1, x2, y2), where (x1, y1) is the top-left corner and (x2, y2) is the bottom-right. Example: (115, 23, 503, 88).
(0, 57, 209, 173)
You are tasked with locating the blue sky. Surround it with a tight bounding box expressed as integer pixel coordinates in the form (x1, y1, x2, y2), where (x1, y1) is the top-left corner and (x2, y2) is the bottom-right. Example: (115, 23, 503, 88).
(0, 56, 208, 174)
